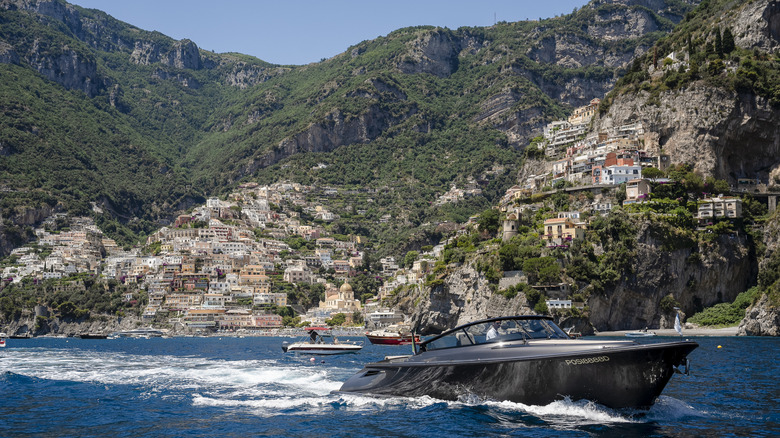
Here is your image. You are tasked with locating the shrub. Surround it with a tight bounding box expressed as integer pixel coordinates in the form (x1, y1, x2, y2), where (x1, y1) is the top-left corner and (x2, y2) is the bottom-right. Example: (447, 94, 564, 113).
(659, 294, 680, 313)
(688, 287, 761, 326)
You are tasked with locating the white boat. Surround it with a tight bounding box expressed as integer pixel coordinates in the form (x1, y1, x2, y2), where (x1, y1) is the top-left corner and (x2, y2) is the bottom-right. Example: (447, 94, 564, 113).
(115, 328, 165, 338)
(365, 325, 420, 345)
(0, 332, 6, 348)
(625, 329, 657, 337)
(282, 327, 363, 355)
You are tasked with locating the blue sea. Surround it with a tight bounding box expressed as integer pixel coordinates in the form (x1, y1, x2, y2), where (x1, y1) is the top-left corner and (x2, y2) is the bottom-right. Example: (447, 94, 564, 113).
(1, 335, 778, 437)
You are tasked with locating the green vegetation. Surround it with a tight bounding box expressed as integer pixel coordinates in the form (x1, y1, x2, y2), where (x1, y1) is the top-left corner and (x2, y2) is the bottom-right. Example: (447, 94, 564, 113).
(0, 274, 145, 324)
(603, 0, 780, 113)
(689, 286, 762, 327)
(0, 0, 698, 254)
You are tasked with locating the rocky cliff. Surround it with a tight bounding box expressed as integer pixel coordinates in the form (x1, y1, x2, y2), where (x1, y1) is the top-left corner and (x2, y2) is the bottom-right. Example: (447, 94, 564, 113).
(589, 222, 755, 330)
(738, 211, 780, 335)
(0, 203, 59, 257)
(597, 83, 780, 185)
(395, 217, 755, 334)
(391, 262, 533, 335)
(2, 311, 144, 337)
(595, 0, 780, 184)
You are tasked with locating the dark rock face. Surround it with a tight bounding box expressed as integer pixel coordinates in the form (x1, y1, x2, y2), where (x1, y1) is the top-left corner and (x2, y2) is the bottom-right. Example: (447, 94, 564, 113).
(28, 45, 100, 96)
(241, 99, 415, 178)
(739, 293, 780, 335)
(397, 30, 463, 78)
(403, 263, 534, 335)
(0, 40, 20, 64)
(589, 223, 754, 331)
(1, 0, 100, 96)
(130, 39, 202, 70)
(599, 82, 780, 185)
(738, 213, 780, 336)
(0, 204, 59, 257)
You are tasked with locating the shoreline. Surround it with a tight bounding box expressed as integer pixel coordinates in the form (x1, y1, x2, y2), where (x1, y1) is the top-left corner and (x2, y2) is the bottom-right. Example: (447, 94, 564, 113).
(594, 326, 739, 337)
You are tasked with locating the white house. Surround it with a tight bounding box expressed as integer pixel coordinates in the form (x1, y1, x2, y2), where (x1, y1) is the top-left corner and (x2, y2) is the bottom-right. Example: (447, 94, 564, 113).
(603, 164, 642, 185)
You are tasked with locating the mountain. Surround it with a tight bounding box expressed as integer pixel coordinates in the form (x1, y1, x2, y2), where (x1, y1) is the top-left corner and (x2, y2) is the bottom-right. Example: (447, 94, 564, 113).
(385, 0, 780, 334)
(592, 0, 780, 329)
(597, 0, 780, 184)
(0, 0, 700, 256)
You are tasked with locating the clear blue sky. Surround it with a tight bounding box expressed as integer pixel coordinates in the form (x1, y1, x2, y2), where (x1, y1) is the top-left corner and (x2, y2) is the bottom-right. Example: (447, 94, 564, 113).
(70, 0, 590, 65)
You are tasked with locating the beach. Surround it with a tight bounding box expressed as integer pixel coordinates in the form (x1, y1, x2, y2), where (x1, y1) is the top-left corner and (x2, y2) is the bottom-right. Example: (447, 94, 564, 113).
(595, 326, 739, 337)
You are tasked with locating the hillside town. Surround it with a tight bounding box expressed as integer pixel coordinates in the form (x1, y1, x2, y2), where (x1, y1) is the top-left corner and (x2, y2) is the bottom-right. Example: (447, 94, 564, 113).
(2, 95, 775, 334)
(1, 182, 442, 332)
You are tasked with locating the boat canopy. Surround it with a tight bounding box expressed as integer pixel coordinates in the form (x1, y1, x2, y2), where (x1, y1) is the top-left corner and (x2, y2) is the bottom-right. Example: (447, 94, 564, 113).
(419, 315, 570, 352)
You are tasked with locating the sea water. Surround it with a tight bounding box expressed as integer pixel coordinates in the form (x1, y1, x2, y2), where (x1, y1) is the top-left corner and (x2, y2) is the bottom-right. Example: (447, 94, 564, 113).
(1, 335, 777, 437)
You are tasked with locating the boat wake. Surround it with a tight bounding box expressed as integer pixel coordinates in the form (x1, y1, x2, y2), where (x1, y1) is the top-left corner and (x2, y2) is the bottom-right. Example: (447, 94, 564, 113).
(0, 348, 346, 401)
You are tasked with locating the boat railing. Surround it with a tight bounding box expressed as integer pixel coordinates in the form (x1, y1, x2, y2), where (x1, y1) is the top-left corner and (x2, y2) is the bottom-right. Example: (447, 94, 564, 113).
(420, 316, 569, 352)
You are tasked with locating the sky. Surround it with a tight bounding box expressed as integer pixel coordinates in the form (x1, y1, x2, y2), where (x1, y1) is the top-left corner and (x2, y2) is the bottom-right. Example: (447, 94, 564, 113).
(70, 0, 590, 65)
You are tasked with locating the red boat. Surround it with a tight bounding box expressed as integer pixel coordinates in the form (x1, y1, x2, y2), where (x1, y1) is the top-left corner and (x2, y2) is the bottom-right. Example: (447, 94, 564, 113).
(365, 326, 420, 345)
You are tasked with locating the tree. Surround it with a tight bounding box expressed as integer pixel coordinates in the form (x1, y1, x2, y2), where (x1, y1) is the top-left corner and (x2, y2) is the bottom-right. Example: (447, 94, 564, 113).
(615, 183, 626, 204)
(523, 257, 560, 285)
(326, 313, 346, 326)
(707, 59, 724, 76)
(642, 167, 663, 179)
(403, 250, 419, 268)
(687, 34, 694, 57)
(722, 28, 735, 55)
(714, 28, 723, 58)
(477, 208, 501, 235)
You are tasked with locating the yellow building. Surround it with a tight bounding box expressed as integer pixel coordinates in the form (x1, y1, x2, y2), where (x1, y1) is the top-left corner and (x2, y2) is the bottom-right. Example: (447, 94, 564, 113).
(543, 217, 586, 248)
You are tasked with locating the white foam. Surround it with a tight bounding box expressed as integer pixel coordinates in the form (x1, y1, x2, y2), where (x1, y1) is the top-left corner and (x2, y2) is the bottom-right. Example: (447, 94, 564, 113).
(642, 396, 710, 421)
(0, 348, 344, 397)
(480, 397, 635, 424)
(192, 394, 332, 415)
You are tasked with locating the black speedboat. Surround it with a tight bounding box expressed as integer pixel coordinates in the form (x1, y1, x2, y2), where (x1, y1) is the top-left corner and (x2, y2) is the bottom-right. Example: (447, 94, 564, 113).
(337, 315, 697, 409)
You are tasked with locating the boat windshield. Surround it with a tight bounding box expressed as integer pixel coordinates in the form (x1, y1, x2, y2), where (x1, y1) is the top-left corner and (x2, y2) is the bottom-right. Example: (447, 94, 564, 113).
(420, 317, 569, 352)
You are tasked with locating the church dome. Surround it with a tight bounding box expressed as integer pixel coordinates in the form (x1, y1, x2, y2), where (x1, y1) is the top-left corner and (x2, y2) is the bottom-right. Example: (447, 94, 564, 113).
(340, 283, 353, 292)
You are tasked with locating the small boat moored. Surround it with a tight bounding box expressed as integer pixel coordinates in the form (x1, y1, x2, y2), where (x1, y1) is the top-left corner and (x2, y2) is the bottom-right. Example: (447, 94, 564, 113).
(282, 327, 363, 355)
(365, 325, 420, 345)
(77, 333, 109, 339)
(114, 328, 165, 338)
(0, 332, 6, 348)
(337, 315, 697, 409)
(625, 328, 657, 337)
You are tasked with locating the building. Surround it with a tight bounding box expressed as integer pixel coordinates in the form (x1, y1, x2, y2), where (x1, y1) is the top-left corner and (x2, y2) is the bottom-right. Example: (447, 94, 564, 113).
(183, 308, 225, 330)
(501, 212, 520, 243)
(318, 282, 362, 313)
(283, 263, 313, 284)
(697, 197, 743, 224)
(602, 164, 642, 185)
(567, 98, 600, 125)
(366, 310, 405, 328)
(543, 217, 586, 248)
(546, 299, 572, 310)
(253, 292, 287, 307)
(623, 179, 652, 205)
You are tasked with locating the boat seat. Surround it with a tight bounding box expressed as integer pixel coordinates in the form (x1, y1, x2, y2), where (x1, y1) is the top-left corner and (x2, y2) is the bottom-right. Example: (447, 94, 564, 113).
(456, 332, 475, 346)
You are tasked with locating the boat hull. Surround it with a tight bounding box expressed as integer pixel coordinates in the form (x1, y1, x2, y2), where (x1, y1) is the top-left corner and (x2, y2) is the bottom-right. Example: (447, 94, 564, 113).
(625, 332, 656, 338)
(338, 341, 696, 409)
(365, 334, 419, 345)
(282, 341, 362, 355)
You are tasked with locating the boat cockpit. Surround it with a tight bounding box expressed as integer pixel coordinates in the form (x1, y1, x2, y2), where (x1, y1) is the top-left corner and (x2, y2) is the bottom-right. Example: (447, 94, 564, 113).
(419, 316, 570, 352)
